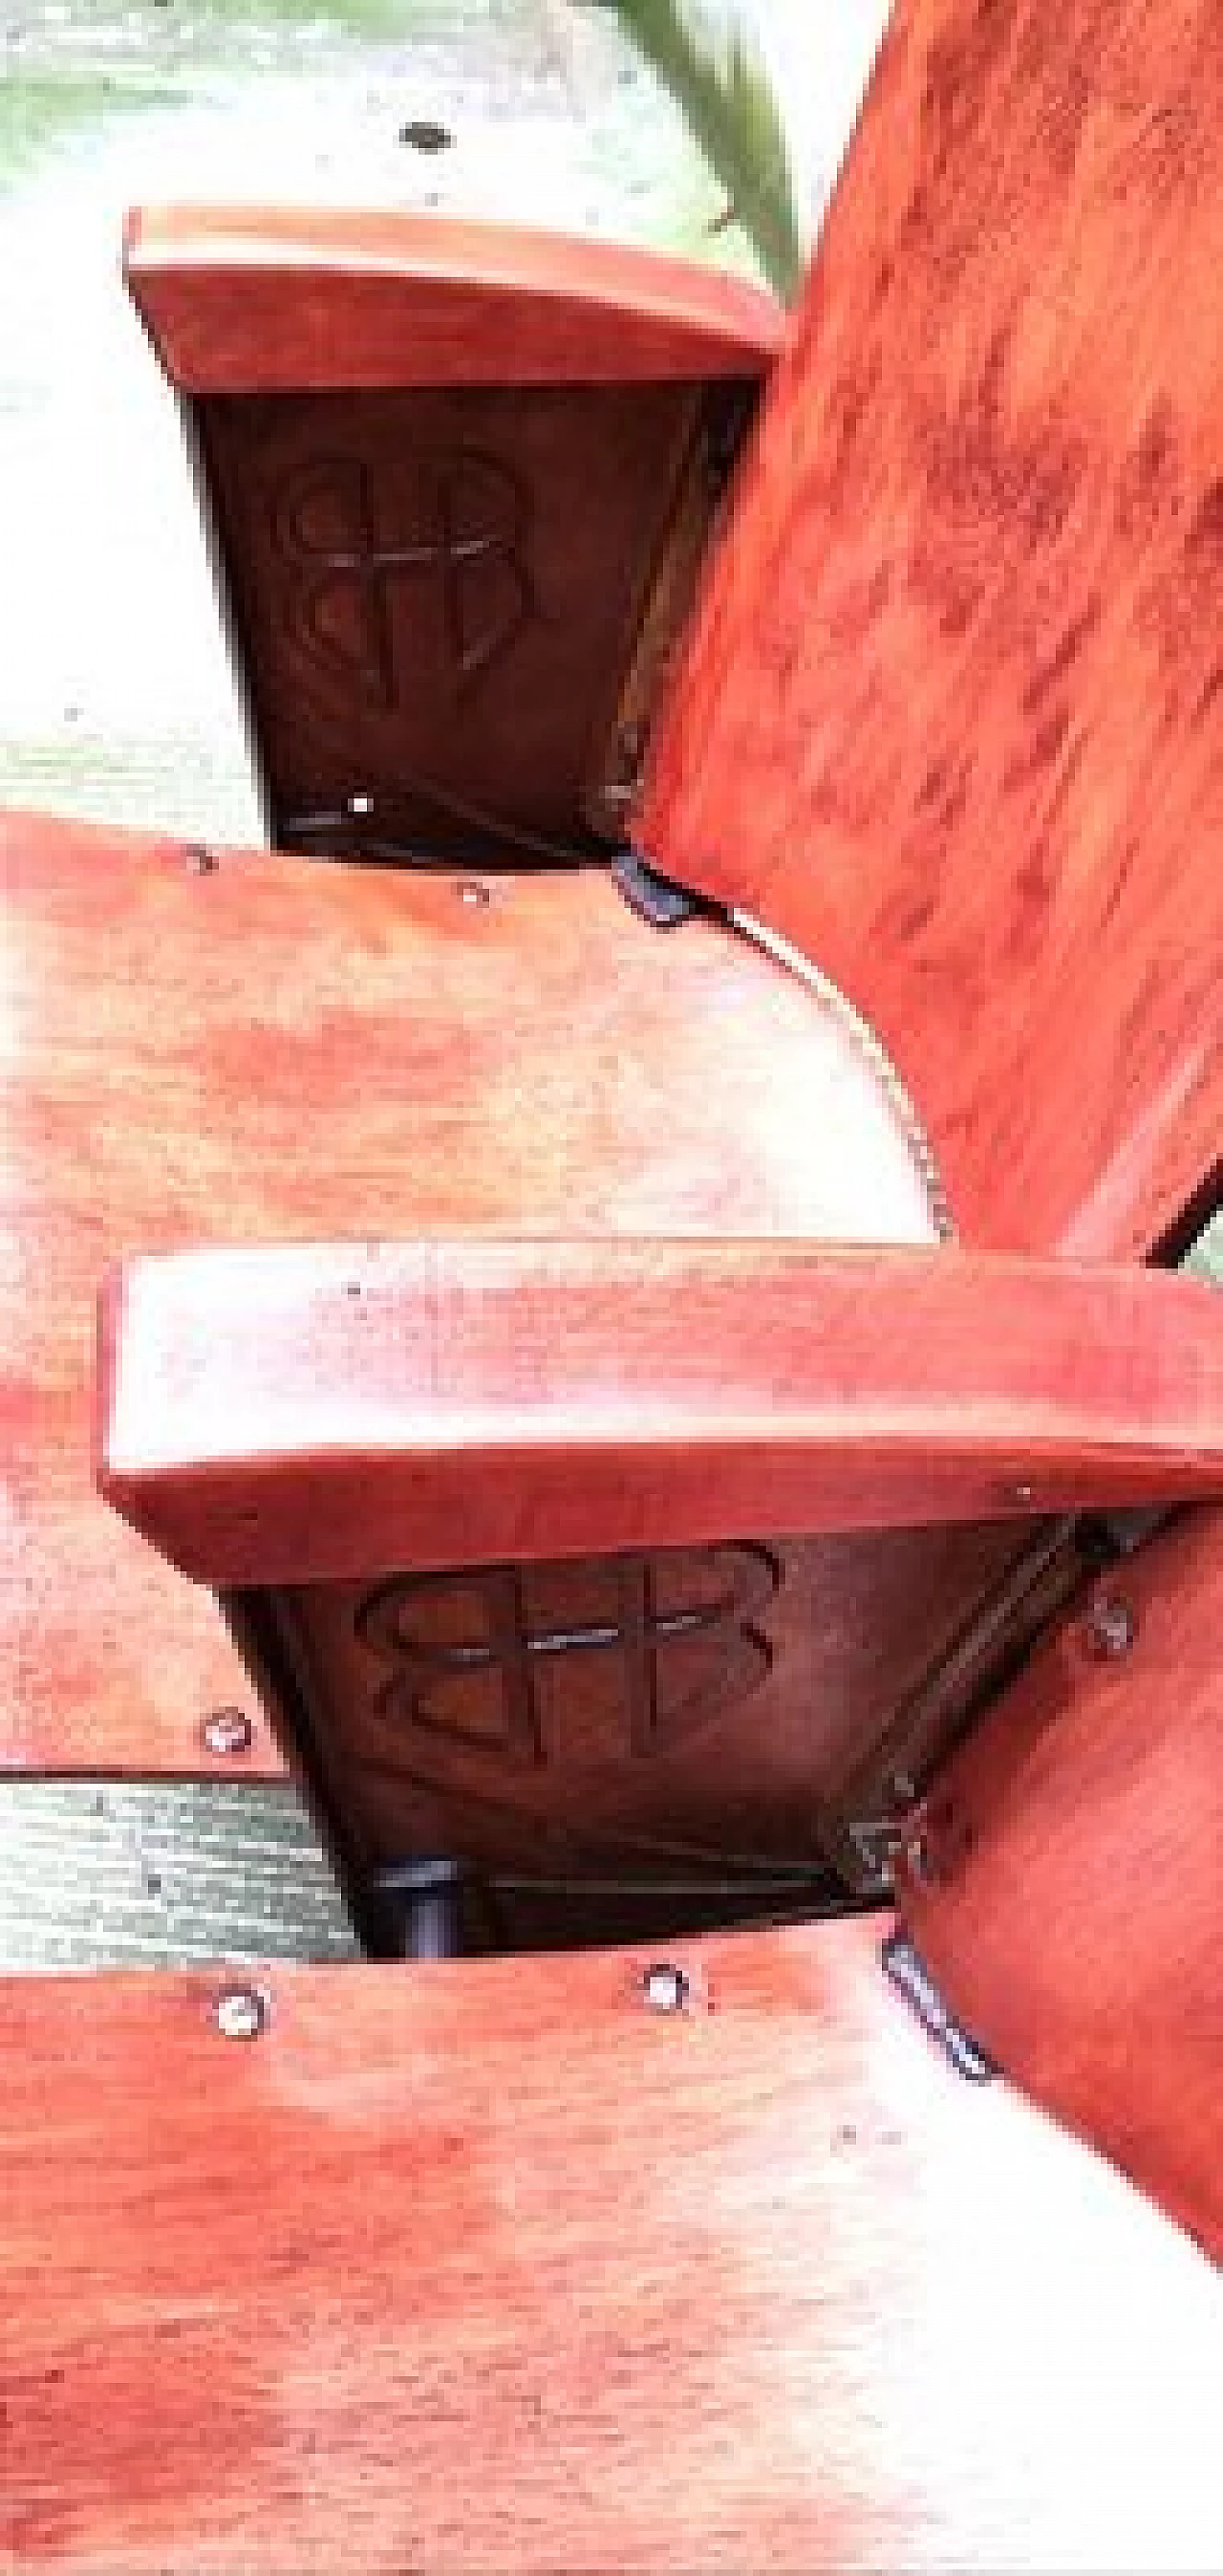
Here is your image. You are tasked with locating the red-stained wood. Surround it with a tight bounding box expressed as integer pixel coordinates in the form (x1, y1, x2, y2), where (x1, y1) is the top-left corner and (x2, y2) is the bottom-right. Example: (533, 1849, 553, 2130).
(3, 808, 952, 1782)
(3, 1915, 1220, 2573)
(124, 215, 780, 859)
(124, 206, 784, 394)
(126, 215, 782, 859)
(195, 378, 739, 860)
(238, 1526, 1029, 1904)
(97, 1239, 1223, 1585)
(896, 1506, 1223, 2263)
(637, 0, 1223, 1260)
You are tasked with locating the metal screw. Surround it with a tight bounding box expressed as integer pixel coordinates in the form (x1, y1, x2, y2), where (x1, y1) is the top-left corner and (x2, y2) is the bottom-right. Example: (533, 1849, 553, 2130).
(1013, 1483, 1034, 1505)
(212, 1985, 268, 2043)
(1085, 1591, 1134, 1657)
(203, 1706, 253, 1758)
(642, 1961, 690, 2016)
(184, 842, 218, 876)
(457, 877, 490, 908)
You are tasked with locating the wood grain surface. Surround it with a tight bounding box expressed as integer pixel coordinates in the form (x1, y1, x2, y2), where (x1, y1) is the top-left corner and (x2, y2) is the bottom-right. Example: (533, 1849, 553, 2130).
(3, 1914, 1220, 2573)
(98, 1239, 1223, 1583)
(637, 0, 1223, 1260)
(245, 1526, 1021, 1900)
(896, 1504, 1223, 2262)
(124, 206, 784, 394)
(128, 214, 779, 862)
(3, 809, 946, 1781)
(197, 375, 751, 862)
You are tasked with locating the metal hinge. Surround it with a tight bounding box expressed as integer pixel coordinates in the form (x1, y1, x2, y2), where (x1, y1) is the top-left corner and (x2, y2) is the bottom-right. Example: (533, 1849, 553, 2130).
(881, 1930, 996, 2082)
(614, 849, 703, 929)
(843, 1791, 948, 1895)
(843, 1813, 909, 1894)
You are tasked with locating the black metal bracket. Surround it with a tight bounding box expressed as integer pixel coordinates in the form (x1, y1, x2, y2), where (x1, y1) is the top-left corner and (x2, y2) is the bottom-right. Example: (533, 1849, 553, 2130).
(614, 851, 702, 930)
(881, 1930, 996, 2082)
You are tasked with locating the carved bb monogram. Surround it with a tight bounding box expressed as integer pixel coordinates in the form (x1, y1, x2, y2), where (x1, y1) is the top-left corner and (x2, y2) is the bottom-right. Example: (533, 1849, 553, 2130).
(270, 449, 535, 710)
(354, 1548, 781, 1780)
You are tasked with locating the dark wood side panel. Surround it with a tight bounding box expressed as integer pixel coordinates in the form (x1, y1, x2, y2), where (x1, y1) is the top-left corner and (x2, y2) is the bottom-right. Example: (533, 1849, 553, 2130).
(4, 810, 965, 1781)
(897, 1507, 1223, 2262)
(254, 1529, 1021, 1895)
(3, 1917, 1219, 2571)
(637, 0, 1223, 1258)
(97, 1239, 1223, 1585)
(124, 207, 784, 394)
(197, 378, 752, 860)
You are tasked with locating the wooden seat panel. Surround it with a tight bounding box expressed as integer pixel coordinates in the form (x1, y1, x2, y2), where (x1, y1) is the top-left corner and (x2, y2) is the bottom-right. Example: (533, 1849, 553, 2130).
(4, 808, 958, 1784)
(2, 1916, 1219, 2571)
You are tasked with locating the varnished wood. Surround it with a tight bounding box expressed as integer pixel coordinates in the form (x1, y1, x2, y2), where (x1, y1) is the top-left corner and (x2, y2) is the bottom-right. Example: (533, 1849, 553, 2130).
(638, 0, 1223, 1258)
(94, 1235, 1219, 1910)
(98, 1240, 1223, 1584)
(253, 1527, 1025, 1907)
(3, 1916, 1220, 2571)
(196, 379, 753, 860)
(125, 214, 781, 860)
(896, 1505, 1223, 2262)
(124, 206, 784, 393)
(4, 809, 963, 1784)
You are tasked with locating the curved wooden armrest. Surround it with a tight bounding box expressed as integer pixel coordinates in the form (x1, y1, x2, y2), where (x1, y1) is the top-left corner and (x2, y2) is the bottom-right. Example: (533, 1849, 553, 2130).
(97, 1240, 1222, 1586)
(123, 206, 784, 395)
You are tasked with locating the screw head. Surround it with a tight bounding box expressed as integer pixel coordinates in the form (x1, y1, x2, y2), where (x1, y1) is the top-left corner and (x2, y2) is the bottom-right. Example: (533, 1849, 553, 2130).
(184, 842, 218, 876)
(642, 1961, 690, 2016)
(203, 1706, 253, 1759)
(1085, 1592, 1134, 1657)
(212, 1985, 268, 2043)
(457, 877, 490, 908)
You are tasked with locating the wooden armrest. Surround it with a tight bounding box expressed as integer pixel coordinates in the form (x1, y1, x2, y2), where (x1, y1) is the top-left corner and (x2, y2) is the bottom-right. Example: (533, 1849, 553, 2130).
(123, 206, 783, 395)
(97, 1240, 1222, 1586)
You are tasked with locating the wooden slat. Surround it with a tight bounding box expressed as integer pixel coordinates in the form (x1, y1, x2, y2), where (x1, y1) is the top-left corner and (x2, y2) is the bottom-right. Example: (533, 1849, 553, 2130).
(97, 1240, 1223, 1584)
(2, 810, 939, 1778)
(896, 1504, 1223, 2263)
(124, 207, 783, 394)
(637, 0, 1223, 1259)
(3, 1916, 1219, 2572)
